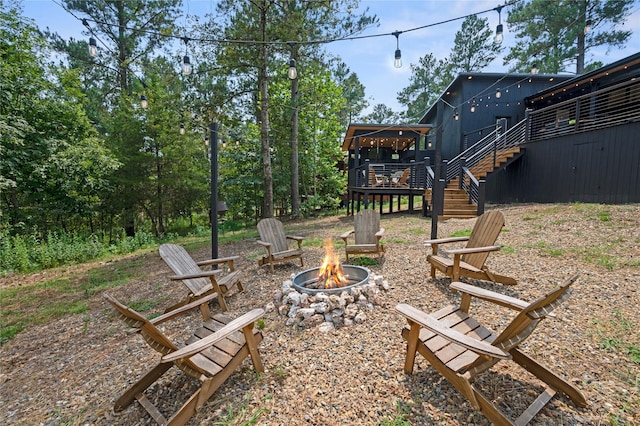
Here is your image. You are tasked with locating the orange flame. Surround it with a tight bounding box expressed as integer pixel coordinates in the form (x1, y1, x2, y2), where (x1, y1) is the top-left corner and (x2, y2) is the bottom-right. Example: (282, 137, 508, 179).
(318, 238, 347, 289)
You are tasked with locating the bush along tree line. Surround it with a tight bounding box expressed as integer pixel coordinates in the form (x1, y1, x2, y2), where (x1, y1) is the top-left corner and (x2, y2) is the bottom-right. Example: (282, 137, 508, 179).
(1, 0, 634, 275)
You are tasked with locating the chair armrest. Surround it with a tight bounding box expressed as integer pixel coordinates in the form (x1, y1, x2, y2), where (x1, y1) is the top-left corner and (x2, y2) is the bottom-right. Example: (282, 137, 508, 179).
(396, 303, 510, 359)
(286, 235, 304, 249)
(162, 308, 265, 362)
(168, 270, 222, 280)
(196, 255, 241, 267)
(444, 245, 502, 255)
(450, 282, 529, 311)
(150, 292, 220, 325)
(424, 236, 469, 246)
(340, 230, 354, 240)
(375, 228, 385, 238)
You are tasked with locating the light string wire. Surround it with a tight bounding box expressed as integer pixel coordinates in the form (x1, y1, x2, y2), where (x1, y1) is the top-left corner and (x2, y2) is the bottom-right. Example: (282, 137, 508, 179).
(50, 0, 584, 148)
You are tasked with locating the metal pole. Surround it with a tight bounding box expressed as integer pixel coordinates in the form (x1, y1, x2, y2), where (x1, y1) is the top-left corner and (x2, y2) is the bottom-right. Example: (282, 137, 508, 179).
(210, 122, 219, 260)
(431, 99, 444, 239)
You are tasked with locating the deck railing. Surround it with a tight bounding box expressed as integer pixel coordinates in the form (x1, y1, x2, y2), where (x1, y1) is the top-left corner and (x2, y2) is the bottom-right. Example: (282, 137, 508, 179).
(528, 78, 640, 141)
(352, 160, 430, 189)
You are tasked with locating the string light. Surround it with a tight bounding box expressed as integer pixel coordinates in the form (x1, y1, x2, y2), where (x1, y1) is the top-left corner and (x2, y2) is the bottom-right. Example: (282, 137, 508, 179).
(496, 88, 502, 98)
(392, 31, 402, 68)
(182, 37, 192, 75)
(88, 37, 97, 57)
(288, 42, 297, 80)
(531, 63, 539, 74)
(494, 5, 504, 44)
(140, 94, 148, 109)
(179, 123, 185, 134)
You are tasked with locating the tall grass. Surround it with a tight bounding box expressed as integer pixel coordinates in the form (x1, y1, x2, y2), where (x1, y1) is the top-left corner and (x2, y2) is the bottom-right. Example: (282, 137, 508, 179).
(0, 229, 160, 275)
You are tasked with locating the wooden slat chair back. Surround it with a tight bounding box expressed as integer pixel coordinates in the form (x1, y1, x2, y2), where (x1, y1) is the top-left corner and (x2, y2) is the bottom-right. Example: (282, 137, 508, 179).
(159, 243, 243, 315)
(425, 210, 516, 285)
(391, 167, 411, 187)
(257, 218, 288, 253)
(463, 210, 505, 269)
(104, 292, 265, 426)
(368, 169, 384, 187)
(256, 218, 304, 272)
(397, 274, 586, 425)
(340, 209, 385, 262)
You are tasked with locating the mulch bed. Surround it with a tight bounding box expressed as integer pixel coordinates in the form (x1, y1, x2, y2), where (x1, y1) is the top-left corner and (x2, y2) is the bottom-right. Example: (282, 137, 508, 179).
(1, 203, 639, 425)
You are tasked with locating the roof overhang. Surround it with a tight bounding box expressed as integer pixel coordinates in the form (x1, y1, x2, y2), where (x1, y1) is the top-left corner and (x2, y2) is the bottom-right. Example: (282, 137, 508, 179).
(341, 123, 433, 151)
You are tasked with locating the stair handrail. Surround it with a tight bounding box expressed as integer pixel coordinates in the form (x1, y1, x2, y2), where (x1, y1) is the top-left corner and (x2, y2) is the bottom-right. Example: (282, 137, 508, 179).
(445, 128, 500, 184)
(465, 119, 526, 168)
(460, 167, 480, 205)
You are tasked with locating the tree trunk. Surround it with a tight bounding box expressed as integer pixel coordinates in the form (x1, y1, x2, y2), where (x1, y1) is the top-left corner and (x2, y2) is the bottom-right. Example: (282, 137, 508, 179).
(259, 0, 273, 218)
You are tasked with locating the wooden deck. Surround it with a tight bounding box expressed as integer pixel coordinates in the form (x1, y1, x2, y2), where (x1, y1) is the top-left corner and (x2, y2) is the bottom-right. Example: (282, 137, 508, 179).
(346, 185, 425, 215)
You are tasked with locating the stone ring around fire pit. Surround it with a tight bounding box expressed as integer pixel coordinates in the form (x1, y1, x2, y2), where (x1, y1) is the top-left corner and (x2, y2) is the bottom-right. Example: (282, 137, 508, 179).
(292, 265, 370, 294)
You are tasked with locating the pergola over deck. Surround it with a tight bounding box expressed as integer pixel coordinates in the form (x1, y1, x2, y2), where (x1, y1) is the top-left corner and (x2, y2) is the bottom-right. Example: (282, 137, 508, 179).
(342, 123, 433, 215)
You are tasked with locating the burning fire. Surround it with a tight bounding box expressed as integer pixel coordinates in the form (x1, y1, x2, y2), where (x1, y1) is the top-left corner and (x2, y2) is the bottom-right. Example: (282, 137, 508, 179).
(318, 238, 348, 289)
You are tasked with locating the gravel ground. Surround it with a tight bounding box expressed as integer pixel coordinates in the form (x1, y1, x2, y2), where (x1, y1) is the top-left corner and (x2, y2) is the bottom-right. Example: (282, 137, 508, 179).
(1, 203, 639, 425)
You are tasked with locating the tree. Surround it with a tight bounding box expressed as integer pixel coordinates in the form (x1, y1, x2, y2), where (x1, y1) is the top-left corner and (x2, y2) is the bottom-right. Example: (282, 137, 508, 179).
(448, 14, 503, 74)
(397, 54, 450, 122)
(59, 0, 182, 235)
(1, 5, 119, 235)
(209, 0, 376, 218)
(398, 15, 500, 122)
(332, 61, 369, 126)
(362, 104, 399, 124)
(504, 0, 634, 74)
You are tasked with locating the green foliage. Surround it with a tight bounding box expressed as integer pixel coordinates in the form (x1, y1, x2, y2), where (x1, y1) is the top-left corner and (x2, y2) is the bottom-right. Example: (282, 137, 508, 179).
(0, 229, 156, 275)
(505, 0, 634, 73)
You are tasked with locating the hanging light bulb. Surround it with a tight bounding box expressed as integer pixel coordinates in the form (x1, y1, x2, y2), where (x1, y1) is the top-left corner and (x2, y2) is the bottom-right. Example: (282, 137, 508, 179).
(287, 41, 297, 80)
(584, 19, 592, 34)
(179, 123, 185, 135)
(496, 88, 502, 98)
(88, 37, 97, 57)
(204, 136, 209, 146)
(531, 63, 539, 74)
(454, 108, 459, 120)
(182, 55, 192, 75)
(140, 94, 148, 109)
(494, 6, 504, 44)
(288, 58, 297, 80)
(495, 23, 503, 44)
(392, 31, 402, 68)
(470, 100, 476, 113)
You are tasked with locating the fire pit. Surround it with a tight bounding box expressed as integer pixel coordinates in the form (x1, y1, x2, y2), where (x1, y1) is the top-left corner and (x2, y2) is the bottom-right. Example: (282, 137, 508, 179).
(292, 264, 370, 294)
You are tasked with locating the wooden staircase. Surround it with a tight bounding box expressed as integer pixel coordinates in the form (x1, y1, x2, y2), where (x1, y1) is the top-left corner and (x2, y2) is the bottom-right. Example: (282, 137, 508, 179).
(425, 147, 523, 219)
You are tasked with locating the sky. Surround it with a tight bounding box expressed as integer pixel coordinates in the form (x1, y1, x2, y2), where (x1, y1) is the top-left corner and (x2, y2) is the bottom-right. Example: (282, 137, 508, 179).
(21, 0, 640, 113)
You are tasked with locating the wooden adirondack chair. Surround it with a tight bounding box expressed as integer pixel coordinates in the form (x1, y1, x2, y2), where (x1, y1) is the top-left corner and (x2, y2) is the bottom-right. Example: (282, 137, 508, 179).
(340, 209, 385, 262)
(424, 210, 517, 285)
(104, 292, 265, 426)
(368, 169, 385, 187)
(159, 243, 243, 316)
(390, 167, 411, 188)
(397, 273, 586, 426)
(256, 218, 304, 272)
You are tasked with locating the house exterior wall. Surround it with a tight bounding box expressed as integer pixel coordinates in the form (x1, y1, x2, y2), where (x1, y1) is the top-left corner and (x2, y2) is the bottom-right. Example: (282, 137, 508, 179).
(421, 75, 573, 163)
(485, 121, 640, 204)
